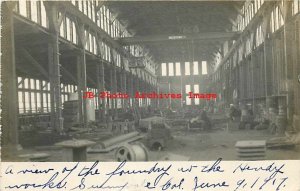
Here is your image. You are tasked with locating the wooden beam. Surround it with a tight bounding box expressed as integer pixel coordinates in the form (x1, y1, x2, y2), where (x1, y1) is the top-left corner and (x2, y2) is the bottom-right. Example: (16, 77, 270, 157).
(233, 5, 244, 16)
(19, 48, 49, 78)
(228, 18, 237, 27)
(95, 1, 106, 11)
(116, 32, 241, 45)
(61, 65, 76, 83)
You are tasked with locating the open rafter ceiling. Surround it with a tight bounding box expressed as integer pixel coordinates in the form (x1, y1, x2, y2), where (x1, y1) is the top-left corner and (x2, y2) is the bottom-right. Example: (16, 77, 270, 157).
(106, 1, 244, 64)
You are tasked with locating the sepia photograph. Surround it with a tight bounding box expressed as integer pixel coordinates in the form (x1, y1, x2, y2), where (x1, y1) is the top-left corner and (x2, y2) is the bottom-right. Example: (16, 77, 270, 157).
(1, 0, 300, 168)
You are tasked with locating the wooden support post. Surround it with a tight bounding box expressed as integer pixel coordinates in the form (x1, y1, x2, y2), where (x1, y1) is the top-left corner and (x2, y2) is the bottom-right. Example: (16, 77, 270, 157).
(48, 41, 56, 131)
(110, 50, 118, 116)
(120, 70, 127, 109)
(293, 17, 300, 117)
(251, 29, 257, 108)
(76, 56, 83, 126)
(45, 2, 63, 132)
(128, 73, 133, 107)
(136, 69, 140, 107)
(109, 67, 113, 114)
(123, 72, 127, 109)
(75, 20, 88, 128)
(76, 51, 88, 128)
(282, 1, 294, 124)
(1, 2, 19, 157)
(180, 62, 185, 107)
(113, 67, 117, 116)
(96, 61, 106, 122)
(142, 80, 147, 106)
(262, 12, 272, 98)
(96, 35, 106, 122)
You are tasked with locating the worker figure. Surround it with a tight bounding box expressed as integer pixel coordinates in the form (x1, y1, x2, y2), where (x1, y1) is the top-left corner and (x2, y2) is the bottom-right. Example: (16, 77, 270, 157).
(229, 104, 241, 121)
(200, 109, 212, 130)
(124, 119, 129, 133)
(107, 114, 113, 131)
(247, 106, 256, 129)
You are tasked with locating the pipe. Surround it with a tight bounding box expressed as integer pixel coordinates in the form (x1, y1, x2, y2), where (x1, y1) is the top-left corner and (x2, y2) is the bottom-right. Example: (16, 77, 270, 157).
(99, 131, 139, 148)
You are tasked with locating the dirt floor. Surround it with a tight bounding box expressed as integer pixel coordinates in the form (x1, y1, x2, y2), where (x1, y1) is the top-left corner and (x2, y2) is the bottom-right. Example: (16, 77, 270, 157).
(12, 126, 300, 162)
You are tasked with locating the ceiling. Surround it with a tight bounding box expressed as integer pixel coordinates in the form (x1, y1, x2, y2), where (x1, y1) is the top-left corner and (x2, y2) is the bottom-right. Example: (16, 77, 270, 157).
(106, 1, 244, 64)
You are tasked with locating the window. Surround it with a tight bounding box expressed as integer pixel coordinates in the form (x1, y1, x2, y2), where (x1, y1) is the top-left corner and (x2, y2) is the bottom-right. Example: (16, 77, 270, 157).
(89, 33, 93, 52)
(194, 84, 199, 93)
(41, 1, 47, 28)
(18, 92, 24, 114)
(194, 84, 200, 105)
(25, 92, 30, 113)
(47, 93, 51, 112)
(19, 0, 27, 17)
(293, 0, 299, 15)
(193, 61, 199, 75)
(202, 61, 208, 75)
(168, 62, 174, 76)
(36, 92, 41, 112)
(31, 1, 38, 23)
(72, 22, 77, 44)
(59, 16, 65, 38)
(185, 62, 190, 75)
(161, 63, 167, 76)
(195, 98, 199, 105)
(185, 85, 191, 94)
(18, 77, 23, 88)
(175, 62, 181, 76)
(30, 79, 35, 89)
(36, 80, 40, 90)
(66, 17, 71, 41)
(43, 93, 47, 112)
(186, 96, 191, 105)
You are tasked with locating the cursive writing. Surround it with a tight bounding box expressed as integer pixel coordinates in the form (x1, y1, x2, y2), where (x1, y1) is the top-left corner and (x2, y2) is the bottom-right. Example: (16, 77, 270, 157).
(1, 160, 293, 191)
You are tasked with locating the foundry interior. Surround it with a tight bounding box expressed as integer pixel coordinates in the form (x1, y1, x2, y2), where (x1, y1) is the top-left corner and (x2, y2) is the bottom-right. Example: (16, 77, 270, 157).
(1, 0, 300, 162)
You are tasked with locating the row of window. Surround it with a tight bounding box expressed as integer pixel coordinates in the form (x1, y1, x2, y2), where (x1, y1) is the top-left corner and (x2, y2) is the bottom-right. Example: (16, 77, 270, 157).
(14, 0, 155, 77)
(17, 77, 153, 114)
(237, 0, 265, 31)
(161, 61, 207, 76)
(270, 4, 284, 33)
(16, 1, 48, 28)
(237, 0, 299, 33)
(213, 0, 299, 70)
(70, 2, 155, 74)
(15, 0, 156, 86)
(70, 1, 155, 74)
(17, 77, 76, 114)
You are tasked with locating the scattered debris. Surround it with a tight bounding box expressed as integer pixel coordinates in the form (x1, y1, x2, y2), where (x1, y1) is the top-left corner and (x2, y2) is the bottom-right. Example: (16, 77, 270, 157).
(145, 122, 172, 150)
(267, 137, 296, 149)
